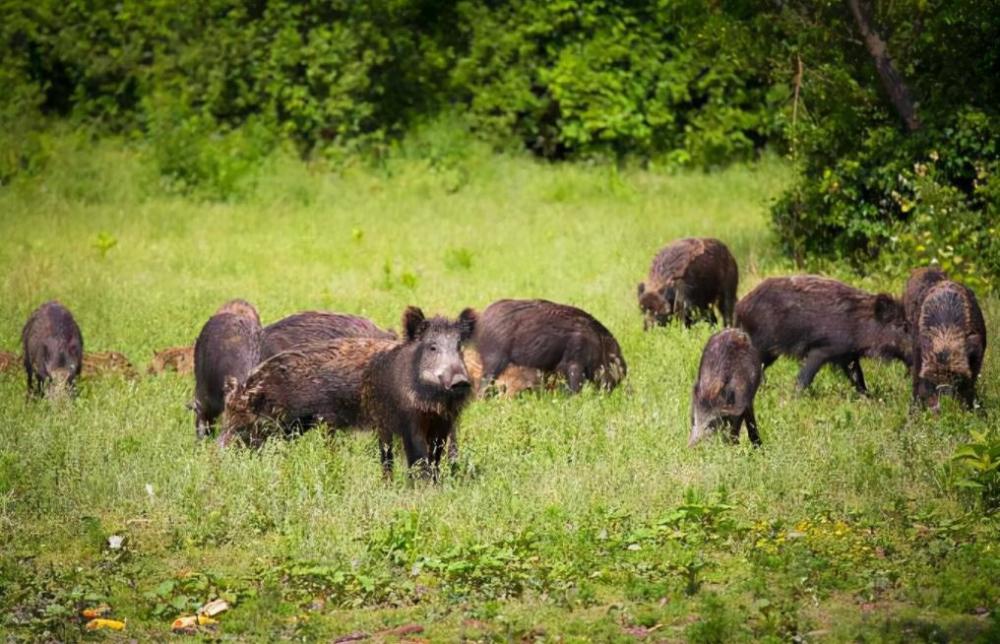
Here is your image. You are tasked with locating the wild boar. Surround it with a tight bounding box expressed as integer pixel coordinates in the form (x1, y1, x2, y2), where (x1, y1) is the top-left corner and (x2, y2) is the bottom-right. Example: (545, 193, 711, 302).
(689, 329, 762, 447)
(637, 238, 739, 329)
(22, 301, 84, 398)
(148, 346, 195, 376)
(0, 351, 18, 373)
(912, 280, 987, 409)
(463, 347, 546, 398)
(192, 299, 263, 439)
(260, 311, 396, 361)
(82, 351, 138, 379)
(362, 307, 476, 478)
(736, 275, 910, 393)
(473, 299, 626, 393)
(903, 266, 948, 327)
(219, 336, 399, 448)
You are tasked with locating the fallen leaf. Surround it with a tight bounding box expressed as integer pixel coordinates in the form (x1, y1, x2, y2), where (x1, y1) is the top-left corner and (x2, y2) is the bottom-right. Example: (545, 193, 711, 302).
(85, 618, 126, 631)
(81, 605, 111, 619)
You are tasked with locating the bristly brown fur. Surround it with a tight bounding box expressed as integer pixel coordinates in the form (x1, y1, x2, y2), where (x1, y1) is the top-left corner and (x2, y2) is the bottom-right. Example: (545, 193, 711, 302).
(221, 336, 399, 447)
(148, 346, 194, 375)
(912, 279, 987, 408)
(473, 298, 626, 393)
(639, 238, 738, 328)
(735, 275, 910, 393)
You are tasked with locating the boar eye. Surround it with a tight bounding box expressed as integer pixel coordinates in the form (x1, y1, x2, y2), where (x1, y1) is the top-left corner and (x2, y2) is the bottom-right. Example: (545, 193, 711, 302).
(428, 344, 438, 352)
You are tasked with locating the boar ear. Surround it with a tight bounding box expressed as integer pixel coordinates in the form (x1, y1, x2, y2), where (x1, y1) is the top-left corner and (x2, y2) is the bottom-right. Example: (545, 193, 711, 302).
(457, 308, 477, 342)
(637, 282, 646, 296)
(403, 306, 426, 341)
(874, 294, 902, 324)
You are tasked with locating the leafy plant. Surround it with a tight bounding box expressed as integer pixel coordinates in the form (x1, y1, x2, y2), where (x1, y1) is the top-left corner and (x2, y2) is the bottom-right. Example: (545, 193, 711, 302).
(951, 431, 1000, 512)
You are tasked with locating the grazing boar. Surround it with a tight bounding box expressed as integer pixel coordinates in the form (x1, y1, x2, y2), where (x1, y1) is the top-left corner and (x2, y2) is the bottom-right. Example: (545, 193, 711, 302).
(473, 299, 626, 393)
(22, 301, 84, 398)
(260, 311, 396, 361)
(82, 351, 138, 379)
(689, 329, 762, 447)
(736, 276, 910, 393)
(463, 347, 546, 398)
(903, 266, 949, 327)
(362, 307, 477, 478)
(912, 280, 987, 410)
(0, 351, 18, 373)
(637, 238, 739, 329)
(148, 346, 194, 375)
(192, 299, 263, 439)
(219, 336, 398, 448)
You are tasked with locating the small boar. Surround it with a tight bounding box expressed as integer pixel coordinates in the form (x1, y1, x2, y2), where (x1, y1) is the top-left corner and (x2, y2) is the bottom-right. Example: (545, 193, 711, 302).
(463, 347, 546, 398)
(22, 301, 84, 398)
(912, 280, 987, 409)
(689, 329, 762, 447)
(473, 299, 626, 393)
(260, 311, 397, 361)
(736, 275, 910, 393)
(148, 346, 195, 375)
(219, 336, 399, 448)
(82, 351, 138, 379)
(362, 307, 477, 478)
(637, 238, 739, 329)
(903, 266, 949, 327)
(0, 351, 18, 373)
(192, 299, 263, 439)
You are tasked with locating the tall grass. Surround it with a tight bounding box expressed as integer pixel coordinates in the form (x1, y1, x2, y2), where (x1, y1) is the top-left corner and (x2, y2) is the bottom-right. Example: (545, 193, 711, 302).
(1, 132, 997, 640)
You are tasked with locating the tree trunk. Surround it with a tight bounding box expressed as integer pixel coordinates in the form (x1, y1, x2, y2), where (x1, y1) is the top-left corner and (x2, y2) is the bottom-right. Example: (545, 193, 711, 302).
(846, 0, 921, 132)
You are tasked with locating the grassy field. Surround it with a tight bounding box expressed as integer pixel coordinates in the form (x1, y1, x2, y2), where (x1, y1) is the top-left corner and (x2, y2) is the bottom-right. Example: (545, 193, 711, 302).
(1, 134, 998, 642)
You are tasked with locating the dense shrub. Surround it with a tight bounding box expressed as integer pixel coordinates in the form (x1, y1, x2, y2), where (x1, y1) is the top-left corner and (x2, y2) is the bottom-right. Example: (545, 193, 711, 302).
(453, 1, 787, 165)
(768, 1, 1000, 289)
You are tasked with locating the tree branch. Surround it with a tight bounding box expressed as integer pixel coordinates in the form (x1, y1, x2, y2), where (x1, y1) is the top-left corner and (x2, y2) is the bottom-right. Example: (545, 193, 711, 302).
(846, 0, 921, 132)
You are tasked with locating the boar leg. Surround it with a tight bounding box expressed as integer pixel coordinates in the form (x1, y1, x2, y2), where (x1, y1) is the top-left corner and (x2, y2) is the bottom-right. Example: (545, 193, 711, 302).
(796, 350, 837, 391)
(744, 405, 762, 446)
(478, 353, 510, 394)
(400, 424, 433, 478)
(720, 290, 736, 328)
(957, 379, 977, 409)
(25, 369, 35, 400)
(913, 377, 936, 408)
(379, 436, 395, 479)
(836, 357, 869, 394)
(725, 416, 742, 444)
(847, 358, 868, 394)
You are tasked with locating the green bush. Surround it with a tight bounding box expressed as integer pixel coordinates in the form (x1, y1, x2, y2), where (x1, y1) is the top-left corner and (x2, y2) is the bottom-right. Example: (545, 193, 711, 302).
(951, 431, 1000, 513)
(452, 1, 785, 165)
(767, 1, 1000, 290)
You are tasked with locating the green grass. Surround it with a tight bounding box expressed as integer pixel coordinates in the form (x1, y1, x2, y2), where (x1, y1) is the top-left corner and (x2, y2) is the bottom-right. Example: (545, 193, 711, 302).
(1, 134, 999, 642)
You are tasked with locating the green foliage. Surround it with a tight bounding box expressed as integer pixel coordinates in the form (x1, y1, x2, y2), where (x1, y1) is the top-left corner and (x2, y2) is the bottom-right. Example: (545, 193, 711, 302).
(453, 1, 785, 165)
(952, 431, 1000, 512)
(768, 1, 1000, 289)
